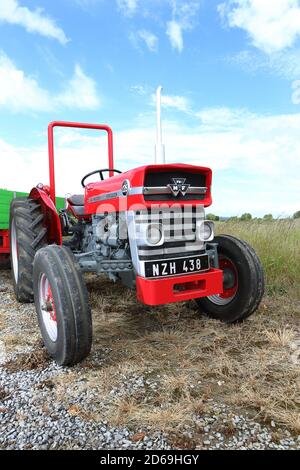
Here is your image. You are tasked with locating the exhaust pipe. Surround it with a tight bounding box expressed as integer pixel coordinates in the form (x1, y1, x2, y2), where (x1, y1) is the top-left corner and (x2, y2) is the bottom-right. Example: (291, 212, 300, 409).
(155, 85, 166, 165)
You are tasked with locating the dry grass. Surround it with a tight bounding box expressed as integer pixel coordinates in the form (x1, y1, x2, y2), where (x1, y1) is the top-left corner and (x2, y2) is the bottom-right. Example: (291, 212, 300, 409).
(264, 328, 297, 347)
(4, 347, 50, 372)
(50, 272, 300, 436)
(3, 330, 41, 354)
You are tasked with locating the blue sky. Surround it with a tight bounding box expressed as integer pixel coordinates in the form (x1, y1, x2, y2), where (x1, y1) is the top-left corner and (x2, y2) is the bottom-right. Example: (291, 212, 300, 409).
(0, 0, 300, 216)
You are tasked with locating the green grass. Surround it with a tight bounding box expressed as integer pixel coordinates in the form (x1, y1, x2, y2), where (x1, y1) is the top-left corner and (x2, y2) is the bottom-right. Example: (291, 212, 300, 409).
(216, 219, 300, 297)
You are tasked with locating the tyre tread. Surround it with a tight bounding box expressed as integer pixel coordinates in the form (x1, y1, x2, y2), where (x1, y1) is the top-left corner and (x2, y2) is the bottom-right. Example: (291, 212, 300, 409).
(33, 245, 92, 366)
(10, 198, 48, 302)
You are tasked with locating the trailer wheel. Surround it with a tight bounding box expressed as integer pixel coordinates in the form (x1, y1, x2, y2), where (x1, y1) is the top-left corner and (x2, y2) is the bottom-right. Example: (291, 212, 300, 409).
(9, 198, 48, 302)
(33, 245, 92, 366)
(196, 235, 264, 323)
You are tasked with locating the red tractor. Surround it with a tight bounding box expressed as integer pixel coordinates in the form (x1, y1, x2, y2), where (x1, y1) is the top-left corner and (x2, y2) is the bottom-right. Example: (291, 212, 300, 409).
(9, 88, 264, 366)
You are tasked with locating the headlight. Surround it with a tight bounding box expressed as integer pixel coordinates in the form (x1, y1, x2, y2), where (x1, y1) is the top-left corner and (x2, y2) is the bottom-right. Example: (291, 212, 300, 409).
(136, 223, 164, 246)
(146, 223, 163, 245)
(197, 220, 215, 242)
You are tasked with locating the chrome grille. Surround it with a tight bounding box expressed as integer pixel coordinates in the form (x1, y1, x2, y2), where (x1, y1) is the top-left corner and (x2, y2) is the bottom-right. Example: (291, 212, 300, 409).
(134, 206, 205, 260)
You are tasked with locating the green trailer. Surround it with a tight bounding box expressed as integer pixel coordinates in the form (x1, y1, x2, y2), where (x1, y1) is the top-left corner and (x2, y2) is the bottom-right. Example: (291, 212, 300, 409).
(0, 189, 65, 261)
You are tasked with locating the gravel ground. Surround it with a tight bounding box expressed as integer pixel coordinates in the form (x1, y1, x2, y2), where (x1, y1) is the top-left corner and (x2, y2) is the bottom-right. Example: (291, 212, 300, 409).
(0, 366, 170, 450)
(0, 269, 299, 450)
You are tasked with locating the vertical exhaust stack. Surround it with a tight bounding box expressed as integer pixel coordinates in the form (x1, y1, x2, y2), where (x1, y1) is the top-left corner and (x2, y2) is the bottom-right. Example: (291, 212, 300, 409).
(155, 86, 166, 165)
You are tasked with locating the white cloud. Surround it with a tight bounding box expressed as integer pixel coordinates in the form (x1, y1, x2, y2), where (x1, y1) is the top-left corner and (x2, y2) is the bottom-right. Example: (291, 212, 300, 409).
(166, 1, 201, 52)
(292, 79, 300, 104)
(0, 52, 51, 112)
(166, 20, 183, 52)
(117, 0, 138, 16)
(0, 0, 68, 44)
(137, 29, 158, 52)
(151, 92, 190, 112)
(56, 65, 100, 110)
(117, 0, 200, 52)
(219, 0, 300, 54)
(131, 84, 148, 95)
(226, 48, 300, 81)
(171, 0, 201, 27)
(0, 52, 100, 112)
(1, 107, 299, 216)
(196, 107, 256, 129)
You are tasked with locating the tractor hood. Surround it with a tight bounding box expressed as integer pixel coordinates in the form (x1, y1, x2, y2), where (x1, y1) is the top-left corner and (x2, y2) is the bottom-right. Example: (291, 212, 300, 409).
(84, 163, 212, 215)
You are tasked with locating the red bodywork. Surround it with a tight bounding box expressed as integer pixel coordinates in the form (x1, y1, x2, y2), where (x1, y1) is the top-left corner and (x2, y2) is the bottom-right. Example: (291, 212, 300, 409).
(84, 163, 212, 215)
(28, 121, 223, 306)
(136, 270, 223, 306)
(48, 121, 114, 204)
(29, 186, 62, 245)
(0, 229, 10, 261)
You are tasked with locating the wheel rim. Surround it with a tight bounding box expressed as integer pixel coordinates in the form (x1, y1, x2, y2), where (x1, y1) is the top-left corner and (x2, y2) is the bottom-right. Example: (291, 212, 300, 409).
(208, 257, 238, 306)
(39, 273, 58, 342)
(11, 219, 18, 283)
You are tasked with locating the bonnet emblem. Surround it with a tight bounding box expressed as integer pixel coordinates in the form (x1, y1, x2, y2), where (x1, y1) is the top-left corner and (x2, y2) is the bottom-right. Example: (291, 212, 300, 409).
(168, 178, 190, 197)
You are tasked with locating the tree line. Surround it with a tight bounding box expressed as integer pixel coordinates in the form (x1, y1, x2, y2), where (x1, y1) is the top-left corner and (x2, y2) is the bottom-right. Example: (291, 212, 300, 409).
(207, 212, 300, 221)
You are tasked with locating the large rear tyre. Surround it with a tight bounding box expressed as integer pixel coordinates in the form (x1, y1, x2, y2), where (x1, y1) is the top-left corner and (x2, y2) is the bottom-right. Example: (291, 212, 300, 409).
(196, 235, 264, 323)
(33, 245, 92, 366)
(9, 198, 48, 302)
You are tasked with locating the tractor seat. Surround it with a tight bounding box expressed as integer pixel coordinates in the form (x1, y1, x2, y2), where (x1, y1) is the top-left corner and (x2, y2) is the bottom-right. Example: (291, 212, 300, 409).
(67, 194, 85, 217)
(68, 194, 84, 206)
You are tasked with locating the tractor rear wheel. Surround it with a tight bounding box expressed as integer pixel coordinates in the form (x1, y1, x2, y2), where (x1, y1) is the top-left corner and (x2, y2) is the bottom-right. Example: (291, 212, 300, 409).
(33, 245, 92, 366)
(9, 198, 48, 303)
(196, 235, 264, 323)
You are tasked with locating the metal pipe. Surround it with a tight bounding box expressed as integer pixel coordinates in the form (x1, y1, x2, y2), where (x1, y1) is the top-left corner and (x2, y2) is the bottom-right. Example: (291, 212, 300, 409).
(48, 121, 114, 204)
(155, 86, 166, 164)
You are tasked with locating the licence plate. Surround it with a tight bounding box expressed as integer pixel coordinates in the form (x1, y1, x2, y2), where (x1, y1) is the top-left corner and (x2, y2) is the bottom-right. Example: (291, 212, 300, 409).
(145, 254, 210, 279)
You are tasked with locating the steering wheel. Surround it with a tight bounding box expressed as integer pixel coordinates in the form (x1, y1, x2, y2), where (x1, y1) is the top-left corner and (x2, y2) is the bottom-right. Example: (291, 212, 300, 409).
(81, 169, 122, 188)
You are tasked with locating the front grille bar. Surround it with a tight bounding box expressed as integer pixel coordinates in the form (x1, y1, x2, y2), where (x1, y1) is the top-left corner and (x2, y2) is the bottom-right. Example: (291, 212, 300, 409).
(143, 186, 207, 196)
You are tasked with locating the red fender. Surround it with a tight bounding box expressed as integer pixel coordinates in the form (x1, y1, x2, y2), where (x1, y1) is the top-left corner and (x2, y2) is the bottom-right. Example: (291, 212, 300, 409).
(29, 186, 62, 245)
(0, 230, 10, 255)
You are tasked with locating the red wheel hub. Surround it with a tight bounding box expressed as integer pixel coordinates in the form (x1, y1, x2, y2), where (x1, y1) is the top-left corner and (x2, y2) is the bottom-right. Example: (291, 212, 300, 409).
(46, 285, 57, 322)
(219, 258, 238, 299)
(39, 273, 58, 342)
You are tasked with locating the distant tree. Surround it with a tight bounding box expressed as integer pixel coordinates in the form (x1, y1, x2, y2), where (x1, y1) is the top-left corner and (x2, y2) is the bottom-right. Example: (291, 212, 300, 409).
(240, 213, 252, 221)
(293, 211, 300, 219)
(263, 214, 273, 221)
(228, 216, 238, 222)
(206, 213, 220, 221)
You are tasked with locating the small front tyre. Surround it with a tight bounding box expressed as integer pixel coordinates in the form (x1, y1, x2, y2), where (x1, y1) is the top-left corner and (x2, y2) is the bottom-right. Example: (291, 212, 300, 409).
(33, 245, 92, 366)
(196, 235, 264, 323)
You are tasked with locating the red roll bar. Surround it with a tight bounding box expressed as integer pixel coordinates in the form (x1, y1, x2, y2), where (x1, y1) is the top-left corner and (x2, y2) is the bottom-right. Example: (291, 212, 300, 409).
(48, 121, 114, 203)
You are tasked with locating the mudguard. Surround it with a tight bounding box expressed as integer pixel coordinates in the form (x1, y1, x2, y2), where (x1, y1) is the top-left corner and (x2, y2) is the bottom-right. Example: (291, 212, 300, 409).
(29, 186, 62, 245)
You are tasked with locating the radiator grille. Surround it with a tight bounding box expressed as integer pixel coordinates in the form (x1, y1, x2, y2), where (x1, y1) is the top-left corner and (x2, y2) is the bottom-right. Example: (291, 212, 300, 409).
(135, 206, 205, 260)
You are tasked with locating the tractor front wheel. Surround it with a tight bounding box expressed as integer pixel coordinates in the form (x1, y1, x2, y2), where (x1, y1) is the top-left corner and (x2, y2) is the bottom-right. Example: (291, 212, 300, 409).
(196, 235, 264, 323)
(33, 245, 92, 366)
